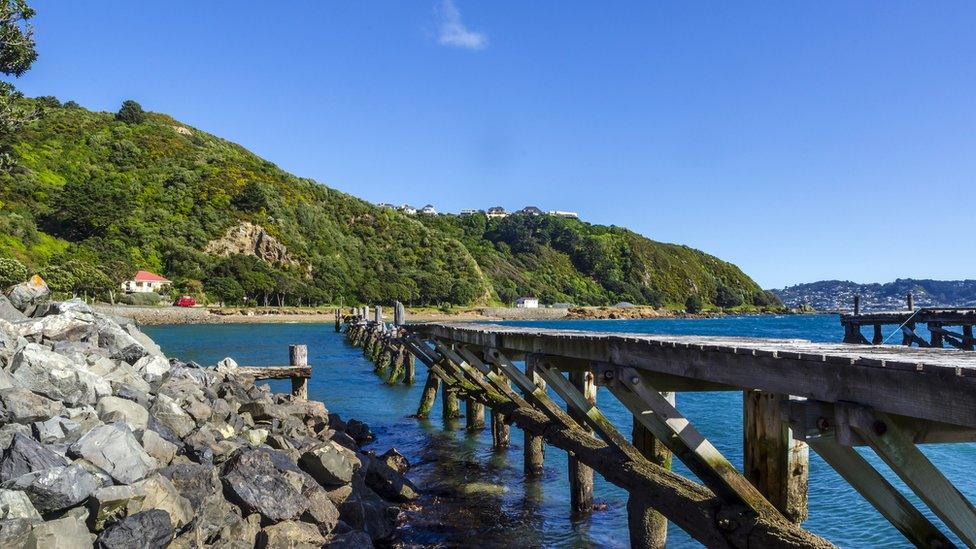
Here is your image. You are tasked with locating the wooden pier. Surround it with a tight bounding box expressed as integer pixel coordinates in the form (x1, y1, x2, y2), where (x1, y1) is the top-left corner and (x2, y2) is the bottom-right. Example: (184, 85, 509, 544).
(840, 295, 976, 350)
(340, 307, 976, 547)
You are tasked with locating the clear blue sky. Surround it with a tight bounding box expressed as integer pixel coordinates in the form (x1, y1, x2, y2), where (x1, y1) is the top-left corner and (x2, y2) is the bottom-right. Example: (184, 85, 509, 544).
(11, 1, 976, 288)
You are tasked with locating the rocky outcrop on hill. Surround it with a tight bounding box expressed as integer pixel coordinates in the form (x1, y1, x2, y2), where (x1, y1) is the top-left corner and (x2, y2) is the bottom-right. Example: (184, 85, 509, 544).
(204, 221, 301, 268)
(0, 285, 414, 547)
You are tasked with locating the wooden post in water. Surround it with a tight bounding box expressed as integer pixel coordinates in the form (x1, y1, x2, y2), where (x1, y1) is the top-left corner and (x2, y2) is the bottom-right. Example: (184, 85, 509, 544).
(416, 373, 439, 419)
(872, 324, 883, 345)
(404, 347, 415, 384)
(289, 344, 309, 400)
(524, 355, 545, 476)
(907, 292, 915, 311)
(334, 308, 341, 332)
(930, 323, 944, 348)
(628, 392, 674, 549)
(743, 391, 809, 524)
(466, 398, 485, 431)
(568, 369, 596, 517)
(394, 301, 405, 326)
(374, 305, 383, 325)
(491, 366, 510, 449)
(853, 295, 861, 316)
(442, 378, 461, 423)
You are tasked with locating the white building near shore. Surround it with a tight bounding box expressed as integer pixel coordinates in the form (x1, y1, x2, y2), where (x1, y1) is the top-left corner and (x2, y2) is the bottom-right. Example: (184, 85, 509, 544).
(516, 296, 539, 308)
(122, 271, 171, 294)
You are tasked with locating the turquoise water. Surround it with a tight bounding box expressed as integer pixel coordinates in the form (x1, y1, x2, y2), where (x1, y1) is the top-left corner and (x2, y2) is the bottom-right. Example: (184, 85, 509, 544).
(145, 315, 975, 548)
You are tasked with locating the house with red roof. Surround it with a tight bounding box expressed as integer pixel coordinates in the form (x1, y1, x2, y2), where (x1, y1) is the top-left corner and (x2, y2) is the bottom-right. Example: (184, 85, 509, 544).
(121, 271, 171, 294)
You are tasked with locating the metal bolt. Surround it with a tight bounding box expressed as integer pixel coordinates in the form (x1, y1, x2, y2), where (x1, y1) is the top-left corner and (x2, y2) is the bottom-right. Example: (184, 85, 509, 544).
(630, 376, 640, 385)
(873, 420, 888, 436)
(603, 370, 614, 381)
(816, 417, 830, 432)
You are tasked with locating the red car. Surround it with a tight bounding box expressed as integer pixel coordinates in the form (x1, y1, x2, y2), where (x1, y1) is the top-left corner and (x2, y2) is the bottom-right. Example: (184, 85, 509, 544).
(174, 296, 196, 307)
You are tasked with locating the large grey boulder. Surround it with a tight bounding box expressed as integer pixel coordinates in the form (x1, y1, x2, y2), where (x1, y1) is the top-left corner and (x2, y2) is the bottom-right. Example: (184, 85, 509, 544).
(85, 356, 152, 394)
(158, 462, 219, 510)
(141, 430, 177, 466)
(128, 474, 193, 530)
(95, 509, 173, 549)
(16, 309, 96, 343)
(10, 343, 111, 406)
(133, 355, 170, 378)
(148, 394, 195, 439)
(299, 442, 357, 487)
(0, 433, 68, 482)
(0, 517, 33, 546)
(2, 464, 98, 513)
(0, 295, 25, 322)
(220, 449, 309, 522)
(69, 423, 157, 485)
(94, 316, 148, 363)
(363, 453, 418, 503)
(0, 387, 66, 424)
(32, 416, 84, 445)
(96, 396, 149, 431)
(260, 520, 325, 548)
(5, 275, 50, 313)
(0, 488, 42, 520)
(89, 484, 146, 532)
(27, 515, 91, 549)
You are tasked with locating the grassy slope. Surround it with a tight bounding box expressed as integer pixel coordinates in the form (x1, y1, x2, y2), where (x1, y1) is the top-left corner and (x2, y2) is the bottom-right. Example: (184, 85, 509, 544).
(0, 98, 771, 308)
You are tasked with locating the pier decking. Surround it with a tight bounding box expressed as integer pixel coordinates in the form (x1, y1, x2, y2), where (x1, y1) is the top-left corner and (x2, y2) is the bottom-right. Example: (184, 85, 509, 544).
(841, 307, 976, 349)
(342, 307, 976, 548)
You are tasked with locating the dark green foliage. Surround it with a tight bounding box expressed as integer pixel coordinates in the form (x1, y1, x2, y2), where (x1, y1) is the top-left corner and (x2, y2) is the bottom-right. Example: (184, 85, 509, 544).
(0, 0, 36, 77)
(715, 284, 744, 308)
(0, 256, 26, 287)
(115, 100, 145, 124)
(119, 292, 163, 306)
(685, 294, 703, 313)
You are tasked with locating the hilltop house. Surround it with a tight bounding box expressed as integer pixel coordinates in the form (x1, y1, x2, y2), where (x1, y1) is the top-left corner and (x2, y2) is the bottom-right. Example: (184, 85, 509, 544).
(516, 296, 539, 308)
(486, 206, 508, 219)
(459, 209, 480, 216)
(377, 203, 395, 210)
(398, 204, 417, 215)
(122, 271, 171, 294)
(548, 210, 579, 219)
(420, 204, 437, 215)
(518, 206, 544, 216)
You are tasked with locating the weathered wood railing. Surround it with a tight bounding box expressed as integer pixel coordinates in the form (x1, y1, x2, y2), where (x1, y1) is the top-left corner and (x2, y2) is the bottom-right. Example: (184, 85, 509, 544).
(238, 343, 312, 399)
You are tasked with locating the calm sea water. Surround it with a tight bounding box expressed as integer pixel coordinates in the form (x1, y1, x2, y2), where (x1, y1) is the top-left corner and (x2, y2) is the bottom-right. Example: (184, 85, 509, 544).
(145, 315, 975, 548)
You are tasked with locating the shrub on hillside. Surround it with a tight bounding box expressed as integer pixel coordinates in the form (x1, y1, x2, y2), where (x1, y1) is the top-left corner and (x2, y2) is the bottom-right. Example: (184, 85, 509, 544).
(685, 294, 704, 314)
(0, 257, 28, 288)
(119, 292, 163, 306)
(115, 100, 145, 124)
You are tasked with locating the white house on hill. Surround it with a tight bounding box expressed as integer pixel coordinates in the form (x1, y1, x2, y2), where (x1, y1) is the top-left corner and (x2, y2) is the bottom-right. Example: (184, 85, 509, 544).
(420, 204, 437, 215)
(516, 296, 539, 308)
(122, 271, 171, 294)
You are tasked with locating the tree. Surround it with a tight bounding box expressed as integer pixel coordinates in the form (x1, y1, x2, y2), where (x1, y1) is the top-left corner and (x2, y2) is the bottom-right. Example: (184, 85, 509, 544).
(685, 294, 703, 314)
(0, 257, 27, 287)
(115, 99, 145, 124)
(232, 180, 269, 213)
(50, 175, 133, 239)
(0, 1, 38, 170)
(714, 284, 744, 308)
(206, 276, 244, 306)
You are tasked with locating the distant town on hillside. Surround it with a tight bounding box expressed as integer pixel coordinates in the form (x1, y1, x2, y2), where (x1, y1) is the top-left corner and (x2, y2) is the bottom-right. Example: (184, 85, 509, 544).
(375, 203, 579, 219)
(771, 279, 976, 312)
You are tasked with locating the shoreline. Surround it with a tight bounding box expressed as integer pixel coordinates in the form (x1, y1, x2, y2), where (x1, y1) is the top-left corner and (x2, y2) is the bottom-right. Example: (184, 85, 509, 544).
(95, 304, 807, 327)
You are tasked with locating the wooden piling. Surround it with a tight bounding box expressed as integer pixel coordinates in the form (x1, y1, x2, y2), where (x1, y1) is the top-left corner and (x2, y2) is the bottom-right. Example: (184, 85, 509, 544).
(394, 301, 405, 326)
(627, 392, 674, 549)
(289, 344, 309, 400)
(491, 368, 511, 449)
(907, 292, 915, 311)
(374, 305, 383, 325)
(853, 295, 861, 315)
(743, 391, 809, 524)
(416, 373, 440, 419)
(466, 398, 486, 430)
(404, 348, 415, 384)
(442, 380, 461, 422)
(568, 369, 596, 517)
(524, 356, 546, 476)
(872, 324, 883, 345)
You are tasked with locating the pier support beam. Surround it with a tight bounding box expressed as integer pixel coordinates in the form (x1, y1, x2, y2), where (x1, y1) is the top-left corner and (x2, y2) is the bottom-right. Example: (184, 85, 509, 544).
(491, 366, 510, 448)
(627, 393, 674, 549)
(289, 345, 309, 400)
(466, 398, 485, 430)
(416, 373, 439, 419)
(743, 391, 809, 524)
(524, 356, 545, 476)
(442, 380, 461, 424)
(568, 369, 596, 517)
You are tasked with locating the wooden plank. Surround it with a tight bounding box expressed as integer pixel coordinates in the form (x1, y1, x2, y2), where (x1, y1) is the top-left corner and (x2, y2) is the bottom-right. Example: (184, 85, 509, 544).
(787, 400, 976, 446)
(604, 365, 776, 515)
(237, 366, 312, 380)
(848, 406, 976, 547)
(808, 439, 954, 549)
(483, 349, 581, 430)
(743, 391, 809, 524)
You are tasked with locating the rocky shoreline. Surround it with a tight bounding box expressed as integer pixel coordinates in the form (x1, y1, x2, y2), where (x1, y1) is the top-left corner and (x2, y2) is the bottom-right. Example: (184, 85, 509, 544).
(0, 277, 416, 547)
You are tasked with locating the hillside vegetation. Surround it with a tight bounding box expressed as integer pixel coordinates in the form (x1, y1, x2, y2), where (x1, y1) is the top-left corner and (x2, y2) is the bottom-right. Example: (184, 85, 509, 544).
(773, 279, 976, 311)
(0, 97, 774, 309)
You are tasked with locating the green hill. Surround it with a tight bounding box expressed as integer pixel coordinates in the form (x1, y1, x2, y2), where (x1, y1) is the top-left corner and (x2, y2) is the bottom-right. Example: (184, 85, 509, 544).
(0, 97, 775, 309)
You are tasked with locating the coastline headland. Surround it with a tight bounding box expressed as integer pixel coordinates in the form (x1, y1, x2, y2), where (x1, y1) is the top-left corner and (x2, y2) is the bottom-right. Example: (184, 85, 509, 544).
(0, 278, 414, 546)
